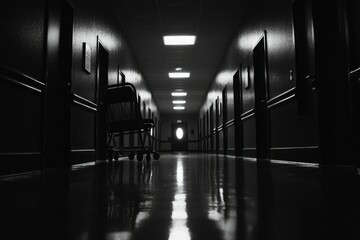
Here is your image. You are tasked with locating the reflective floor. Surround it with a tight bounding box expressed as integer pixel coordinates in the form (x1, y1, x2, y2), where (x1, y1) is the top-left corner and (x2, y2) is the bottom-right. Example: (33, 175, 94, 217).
(1, 153, 360, 240)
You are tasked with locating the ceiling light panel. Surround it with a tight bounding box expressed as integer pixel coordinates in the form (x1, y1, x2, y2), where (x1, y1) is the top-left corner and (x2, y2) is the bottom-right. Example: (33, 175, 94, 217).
(169, 72, 190, 78)
(163, 35, 196, 45)
(173, 100, 186, 104)
(173, 106, 185, 110)
(171, 92, 187, 97)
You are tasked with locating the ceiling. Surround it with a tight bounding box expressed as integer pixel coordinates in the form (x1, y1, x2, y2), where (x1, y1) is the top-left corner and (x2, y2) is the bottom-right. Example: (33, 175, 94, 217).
(111, 0, 242, 115)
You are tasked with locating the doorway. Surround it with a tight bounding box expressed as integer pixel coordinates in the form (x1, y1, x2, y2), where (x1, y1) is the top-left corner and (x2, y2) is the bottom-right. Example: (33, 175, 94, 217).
(253, 33, 270, 159)
(171, 122, 188, 152)
(95, 37, 109, 160)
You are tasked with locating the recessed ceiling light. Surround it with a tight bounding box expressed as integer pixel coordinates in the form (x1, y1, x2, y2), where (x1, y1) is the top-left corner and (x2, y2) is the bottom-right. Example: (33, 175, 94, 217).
(173, 100, 186, 104)
(173, 106, 185, 110)
(171, 92, 187, 97)
(175, 68, 182, 71)
(163, 35, 196, 45)
(169, 72, 190, 78)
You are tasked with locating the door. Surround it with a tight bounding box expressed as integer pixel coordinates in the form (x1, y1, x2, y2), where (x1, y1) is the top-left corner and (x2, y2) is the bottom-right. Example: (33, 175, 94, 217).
(137, 95, 142, 146)
(253, 33, 270, 159)
(293, 0, 354, 165)
(293, 0, 317, 115)
(202, 115, 206, 151)
(215, 97, 220, 154)
(155, 116, 158, 151)
(43, 0, 73, 168)
(233, 68, 243, 157)
(171, 122, 188, 151)
(222, 86, 228, 155)
(210, 104, 214, 152)
(148, 108, 152, 146)
(198, 120, 201, 151)
(95, 38, 109, 160)
(206, 110, 209, 151)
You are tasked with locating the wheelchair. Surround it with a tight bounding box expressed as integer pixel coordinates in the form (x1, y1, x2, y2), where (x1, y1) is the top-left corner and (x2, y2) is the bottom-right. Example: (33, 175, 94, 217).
(104, 83, 160, 162)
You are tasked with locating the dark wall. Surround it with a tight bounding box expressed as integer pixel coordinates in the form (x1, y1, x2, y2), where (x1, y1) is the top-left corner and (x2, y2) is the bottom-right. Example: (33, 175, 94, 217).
(0, 0, 159, 174)
(199, 0, 319, 162)
(348, 0, 360, 71)
(348, 0, 360, 165)
(0, 0, 46, 173)
(0, 0, 45, 80)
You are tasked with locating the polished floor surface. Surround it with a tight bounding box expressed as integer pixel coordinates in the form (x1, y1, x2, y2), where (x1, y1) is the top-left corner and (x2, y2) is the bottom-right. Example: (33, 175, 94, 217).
(1, 153, 360, 240)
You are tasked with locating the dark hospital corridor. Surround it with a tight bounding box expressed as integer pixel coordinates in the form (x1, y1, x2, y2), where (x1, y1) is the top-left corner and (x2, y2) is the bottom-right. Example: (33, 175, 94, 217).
(1, 0, 360, 239)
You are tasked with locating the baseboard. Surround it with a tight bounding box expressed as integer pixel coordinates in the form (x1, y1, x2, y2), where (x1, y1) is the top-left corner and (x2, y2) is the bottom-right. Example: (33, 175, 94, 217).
(70, 149, 96, 165)
(243, 148, 256, 158)
(0, 152, 42, 175)
(226, 149, 236, 156)
(158, 146, 319, 164)
(232, 147, 319, 163)
(217, 149, 233, 155)
(270, 146, 319, 163)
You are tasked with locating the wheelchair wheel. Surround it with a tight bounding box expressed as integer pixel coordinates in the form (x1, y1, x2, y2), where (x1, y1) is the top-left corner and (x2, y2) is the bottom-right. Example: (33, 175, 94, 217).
(146, 153, 151, 161)
(153, 152, 160, 160)
(107, 149, 113, 162)
(137, 153, 144, 162)
(128, 152, 135, 160)
(113, 151, 119, 161)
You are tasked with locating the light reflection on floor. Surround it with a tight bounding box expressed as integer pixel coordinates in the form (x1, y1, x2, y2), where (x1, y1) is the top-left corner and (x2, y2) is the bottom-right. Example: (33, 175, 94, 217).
(169, 158, 191, 240)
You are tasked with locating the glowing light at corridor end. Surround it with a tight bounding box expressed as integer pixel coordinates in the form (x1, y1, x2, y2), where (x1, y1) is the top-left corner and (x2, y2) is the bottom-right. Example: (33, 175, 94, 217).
(176, 128, 184, 140)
